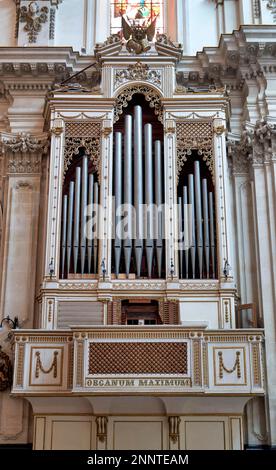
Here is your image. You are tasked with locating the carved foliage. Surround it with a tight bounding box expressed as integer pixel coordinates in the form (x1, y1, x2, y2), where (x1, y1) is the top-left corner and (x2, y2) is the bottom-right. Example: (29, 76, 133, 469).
(115, 62, 161, 88)
(1, 133, 49, 174)
(19, 2, 49, 43)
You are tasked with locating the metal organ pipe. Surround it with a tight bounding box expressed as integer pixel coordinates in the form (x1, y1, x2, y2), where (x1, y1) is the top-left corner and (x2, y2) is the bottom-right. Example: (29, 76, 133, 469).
(183, 186, 189, 279)
(81, 156, 88, 274)
(73, 167, 81, 274)
(155, 140, 163, 279)
(61, 195, 68, 279)
(178, 197, 183, 279)
(194, 161, 203, 278)
(209, 192, 216, 279)
(178, 162, 216, 279)
(202, 179, 210, 279)
(93, 181, 99, 274)
(134, 106, 144, 278)
(123, 114, 133, 277)
(114, 132, 122, 277)
(87, 173, 94, 274)
(188, 174, 196, 279)
(145, 123, 154, 278)
(66, 181, 74, 275)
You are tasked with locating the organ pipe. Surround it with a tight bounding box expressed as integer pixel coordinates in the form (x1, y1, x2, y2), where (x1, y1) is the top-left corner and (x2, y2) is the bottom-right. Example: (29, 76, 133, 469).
(178, 196, 183, 279)
(123, 114, 133, 277)
(61, 195, 68, 279)
(194, 161, 203, 278)
(66, 181, 74, 275)
(155, 140, 163, 278)
(114, 132, 122, 277)
(178, 161, 216, 279)
(87, 173, 94, 274)
(209, 192, 216, 279)
(93, 181, 99, 274)
(183, 186, 189, 279)
(202, 179, 210, 279)
(188, 174, 196, 279)
(134, 106, 144, 277)
(81, 156, 88, 274)
(145, 123, 154, 278)
(73, 167, 81, 274)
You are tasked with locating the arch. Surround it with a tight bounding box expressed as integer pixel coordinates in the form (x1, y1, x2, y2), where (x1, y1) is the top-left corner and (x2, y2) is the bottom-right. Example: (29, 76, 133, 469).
(114, 82, 164, 124)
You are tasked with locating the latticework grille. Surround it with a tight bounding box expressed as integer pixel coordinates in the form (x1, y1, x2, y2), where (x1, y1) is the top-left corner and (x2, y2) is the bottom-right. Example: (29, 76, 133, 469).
(89, 342, 187, 374)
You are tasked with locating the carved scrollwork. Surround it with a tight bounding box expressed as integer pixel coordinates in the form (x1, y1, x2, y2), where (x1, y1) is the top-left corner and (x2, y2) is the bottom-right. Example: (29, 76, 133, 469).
(114, 85, 163, 123)
(176, 121, 214, 183)
(114, 62, 162, 88)
(1, 132, 49, 174)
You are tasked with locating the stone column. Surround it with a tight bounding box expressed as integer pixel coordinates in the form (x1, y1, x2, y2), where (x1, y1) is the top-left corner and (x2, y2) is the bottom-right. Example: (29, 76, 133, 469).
(0, 131, 48, 445)
(0, 132, 48, 327)
(250, 122, 276, 446)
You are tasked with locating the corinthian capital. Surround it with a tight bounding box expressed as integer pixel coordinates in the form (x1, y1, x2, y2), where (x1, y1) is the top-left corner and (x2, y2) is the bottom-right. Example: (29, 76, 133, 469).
(1, 132, 49, 154)
(0, 132, 49, 175)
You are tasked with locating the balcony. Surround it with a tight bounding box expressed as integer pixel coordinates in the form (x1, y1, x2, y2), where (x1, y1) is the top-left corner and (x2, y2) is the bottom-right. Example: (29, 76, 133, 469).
(12, 326, 265, 396)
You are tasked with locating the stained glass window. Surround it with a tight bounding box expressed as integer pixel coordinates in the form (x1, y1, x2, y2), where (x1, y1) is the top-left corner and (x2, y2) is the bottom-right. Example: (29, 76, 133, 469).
(110, 1, 164, 36)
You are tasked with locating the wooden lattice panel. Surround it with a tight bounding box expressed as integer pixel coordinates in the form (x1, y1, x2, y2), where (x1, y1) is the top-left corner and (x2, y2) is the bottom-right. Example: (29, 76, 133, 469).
(89, 342, 187, 374)
(65, 121, 101, 138)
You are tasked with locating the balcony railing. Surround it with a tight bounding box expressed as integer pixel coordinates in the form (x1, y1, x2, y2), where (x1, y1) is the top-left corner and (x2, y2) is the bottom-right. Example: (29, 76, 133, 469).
(12, 326, 265, 396)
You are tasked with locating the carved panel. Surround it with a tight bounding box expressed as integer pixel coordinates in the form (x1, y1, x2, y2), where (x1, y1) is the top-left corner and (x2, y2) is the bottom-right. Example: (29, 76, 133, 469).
(89, 342, 188, 375)
(114, 62, 162, 89)
(213, 347, 246, 386)
(29, 347, 63, 386)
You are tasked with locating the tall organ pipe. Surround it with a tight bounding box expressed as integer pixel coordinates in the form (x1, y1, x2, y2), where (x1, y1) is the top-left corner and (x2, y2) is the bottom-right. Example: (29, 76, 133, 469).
(155, 140, 163, 278)
(134, 106, 144, 277)
(209, 192, 216, 279)
(73, 167, 81, 274)
(80, 156, 88, 274)
(61, 195, 68, 278)
(202, 179, 210, 279)
(183, 186, 189, 279)
(145, 123, 154, 278)
(188, 174, 196, 279)
(123, 115, 133, 277)
(66, 181, 74, 275)
(87, 173, 94, 274)
(114, 132, 122, 277)
(178, 196, 183, 279)
(194, 161, 203, 278)
(93, 181, 99, 274)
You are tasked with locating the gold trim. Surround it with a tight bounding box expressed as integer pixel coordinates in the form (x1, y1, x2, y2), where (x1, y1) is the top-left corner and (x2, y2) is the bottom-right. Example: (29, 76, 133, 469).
(213, 347, 247, 386)
(29, 347, 64, 387)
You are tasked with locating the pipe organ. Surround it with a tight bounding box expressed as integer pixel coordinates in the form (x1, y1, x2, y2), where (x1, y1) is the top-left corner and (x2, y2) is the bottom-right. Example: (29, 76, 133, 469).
(113, 104, 165, 279)
(178, 160, 216, 279)
(61, 157, 99, 278)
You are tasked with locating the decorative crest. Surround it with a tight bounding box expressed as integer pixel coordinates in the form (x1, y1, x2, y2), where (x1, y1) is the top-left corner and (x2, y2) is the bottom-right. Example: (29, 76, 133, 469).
(122, 14, 158, 54)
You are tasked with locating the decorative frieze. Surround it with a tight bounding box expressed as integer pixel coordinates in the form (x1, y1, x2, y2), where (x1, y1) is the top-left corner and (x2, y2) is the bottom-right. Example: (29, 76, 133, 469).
(114, 62, 162, 89)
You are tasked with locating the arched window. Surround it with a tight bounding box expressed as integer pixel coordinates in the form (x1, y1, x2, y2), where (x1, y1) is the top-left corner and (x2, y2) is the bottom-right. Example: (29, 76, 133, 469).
(110, 0, 164, 35)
